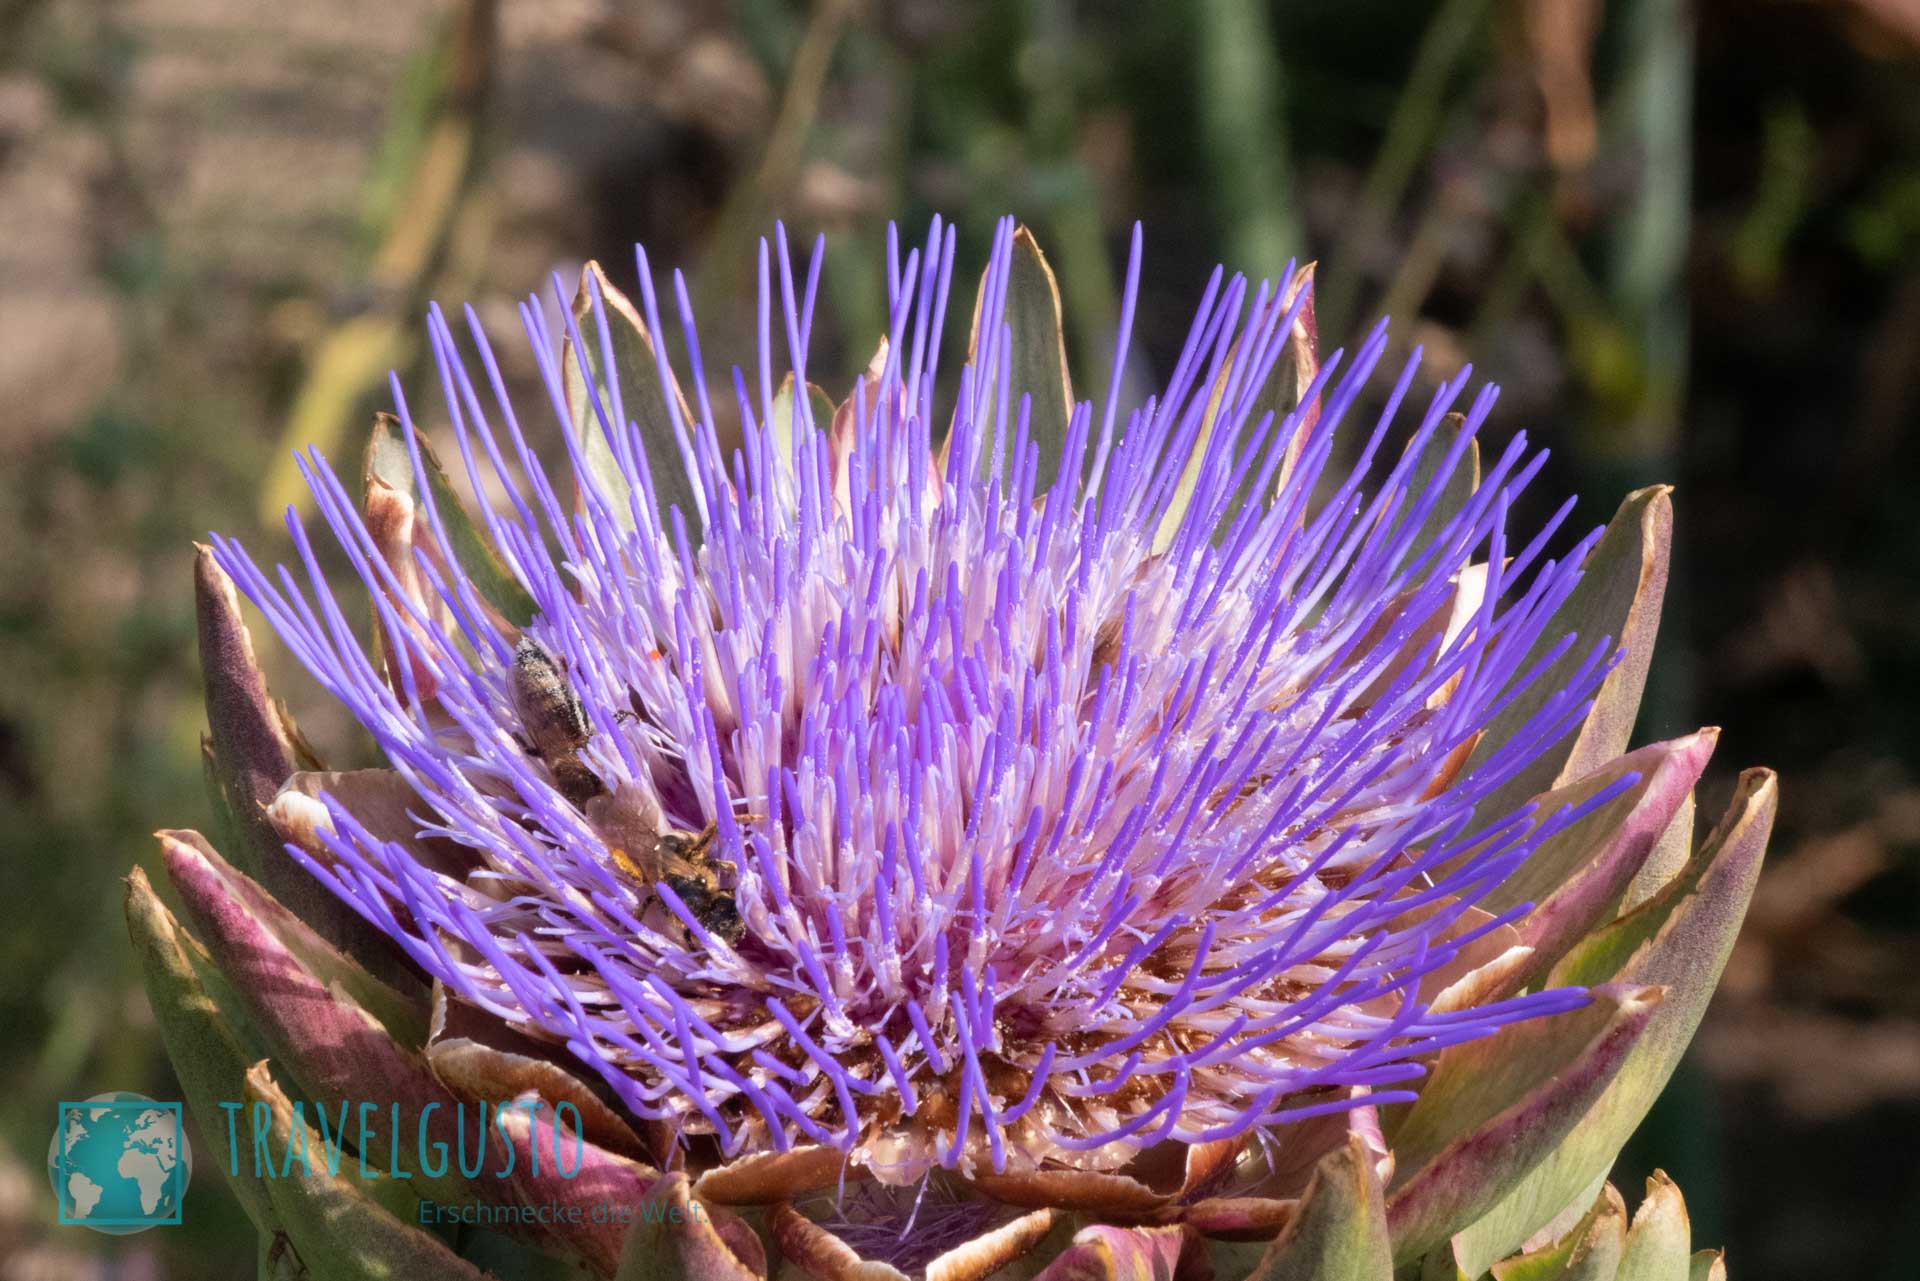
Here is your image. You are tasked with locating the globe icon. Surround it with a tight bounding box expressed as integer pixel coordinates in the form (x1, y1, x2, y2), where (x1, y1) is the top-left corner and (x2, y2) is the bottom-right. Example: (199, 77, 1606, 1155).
(45, 1092, 192, 1234)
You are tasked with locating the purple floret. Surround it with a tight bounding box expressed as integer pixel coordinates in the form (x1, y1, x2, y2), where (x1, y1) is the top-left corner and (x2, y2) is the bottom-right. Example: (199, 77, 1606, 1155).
(211, 217, 1629, 1181)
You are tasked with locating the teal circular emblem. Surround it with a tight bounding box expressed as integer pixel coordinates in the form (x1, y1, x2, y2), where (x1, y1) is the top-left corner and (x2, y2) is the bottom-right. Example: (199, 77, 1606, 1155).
(46, 1092, 193, 1233)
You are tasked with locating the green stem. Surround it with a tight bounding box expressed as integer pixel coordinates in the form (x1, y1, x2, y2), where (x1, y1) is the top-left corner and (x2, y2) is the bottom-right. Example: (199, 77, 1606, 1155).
(1193, 0, 1304, 284)
(1602, 0, 1693, 474)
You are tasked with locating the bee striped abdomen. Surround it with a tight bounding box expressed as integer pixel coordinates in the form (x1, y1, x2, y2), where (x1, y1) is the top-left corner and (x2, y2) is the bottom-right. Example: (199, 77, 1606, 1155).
(509, 635, 605, 805)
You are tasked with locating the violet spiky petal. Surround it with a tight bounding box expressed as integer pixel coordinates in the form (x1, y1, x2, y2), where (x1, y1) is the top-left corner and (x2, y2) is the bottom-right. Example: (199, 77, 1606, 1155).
(211, 218, 1634, 1183)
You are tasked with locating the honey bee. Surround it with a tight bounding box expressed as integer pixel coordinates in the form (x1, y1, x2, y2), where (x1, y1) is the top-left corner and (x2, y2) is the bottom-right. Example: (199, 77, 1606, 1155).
(586, 783, 746, 945)
(508, 635, 606, 807)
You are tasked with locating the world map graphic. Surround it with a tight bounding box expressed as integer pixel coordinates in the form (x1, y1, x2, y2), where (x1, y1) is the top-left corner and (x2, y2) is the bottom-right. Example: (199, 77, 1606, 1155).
(45, 1092, 192, 1233)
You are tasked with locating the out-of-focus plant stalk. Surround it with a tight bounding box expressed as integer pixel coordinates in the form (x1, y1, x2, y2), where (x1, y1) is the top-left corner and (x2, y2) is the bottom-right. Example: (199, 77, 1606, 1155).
(1026, 0, 1124, 378)
(696, 0, 858, 318)
(259, 0, 497, 524)
(1602, 0, 1693, 487)
(1194, 0, 1303, 287)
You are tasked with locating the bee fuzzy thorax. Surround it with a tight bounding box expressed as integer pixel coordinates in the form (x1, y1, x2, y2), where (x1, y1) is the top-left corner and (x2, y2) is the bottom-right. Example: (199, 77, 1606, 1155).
(588, 785, 746, 945)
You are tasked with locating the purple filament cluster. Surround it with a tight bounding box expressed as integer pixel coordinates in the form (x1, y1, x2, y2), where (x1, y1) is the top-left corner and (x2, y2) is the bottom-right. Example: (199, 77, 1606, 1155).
(212, 217, 1628, 1181)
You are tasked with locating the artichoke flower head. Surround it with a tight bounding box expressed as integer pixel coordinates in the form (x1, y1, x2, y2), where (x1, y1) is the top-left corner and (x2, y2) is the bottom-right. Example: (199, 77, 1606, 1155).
(140, 218, 1775, 1281)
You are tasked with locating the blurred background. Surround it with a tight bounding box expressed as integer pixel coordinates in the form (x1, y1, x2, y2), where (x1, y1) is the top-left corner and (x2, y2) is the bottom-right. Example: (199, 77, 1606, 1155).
(0, 0, 1916, 1276)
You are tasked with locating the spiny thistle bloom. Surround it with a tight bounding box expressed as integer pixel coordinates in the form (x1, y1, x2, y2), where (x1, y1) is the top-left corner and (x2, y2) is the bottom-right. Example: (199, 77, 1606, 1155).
(149, 216, 1777, 1280)
(216, 216, 1607, 1175)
